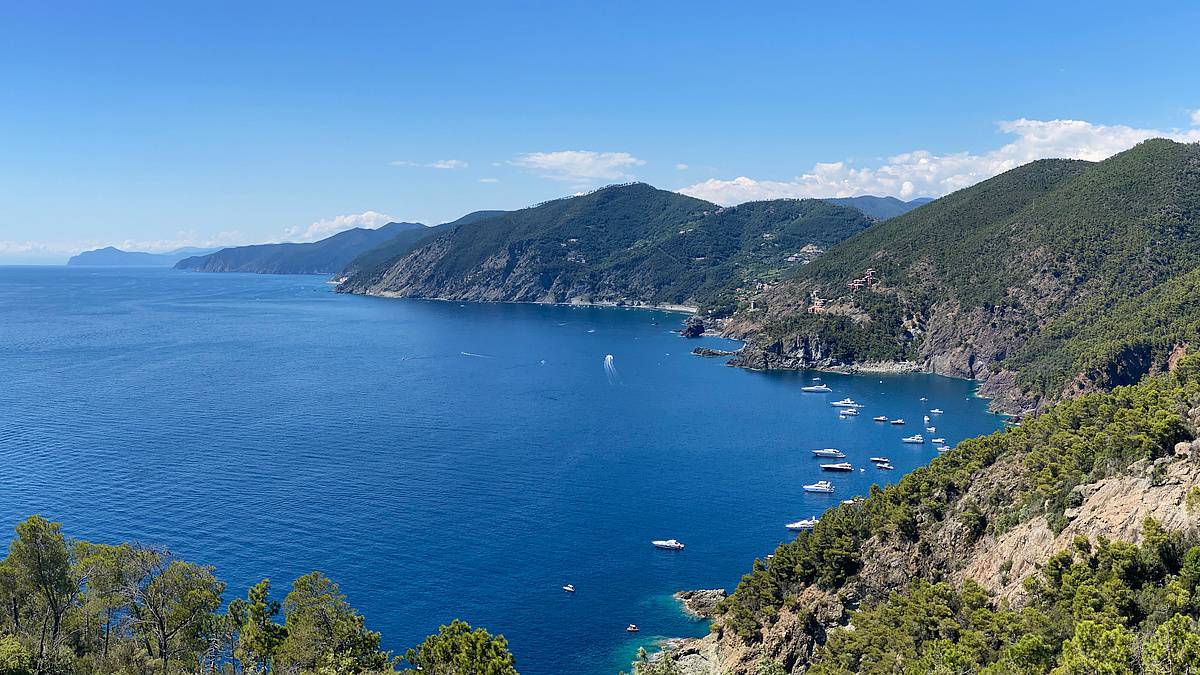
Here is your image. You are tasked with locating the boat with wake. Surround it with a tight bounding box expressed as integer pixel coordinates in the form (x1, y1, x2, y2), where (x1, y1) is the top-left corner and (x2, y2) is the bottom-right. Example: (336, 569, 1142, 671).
(652, 539, 685, 550)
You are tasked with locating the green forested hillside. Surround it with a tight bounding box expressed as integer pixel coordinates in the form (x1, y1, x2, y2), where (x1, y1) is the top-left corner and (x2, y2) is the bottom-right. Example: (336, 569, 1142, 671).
(739, 139, 1200, 406)
(175, 222, 426, 275)
(703, 352, 1200, 674)
(340, 183, 874, 314)
(339, 210, 508, 280)
(0, 517, 516, 674)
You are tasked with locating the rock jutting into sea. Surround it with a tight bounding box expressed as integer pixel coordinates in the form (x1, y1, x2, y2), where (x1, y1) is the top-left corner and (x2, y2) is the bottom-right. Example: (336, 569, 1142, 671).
(680, 317, 706, 338)
(692, 347, 738, 358)
(673, 589, 727, 618)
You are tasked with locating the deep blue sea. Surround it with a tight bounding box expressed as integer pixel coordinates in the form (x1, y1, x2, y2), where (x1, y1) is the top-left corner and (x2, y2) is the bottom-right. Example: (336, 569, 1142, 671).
(0, 267, 1005, 674)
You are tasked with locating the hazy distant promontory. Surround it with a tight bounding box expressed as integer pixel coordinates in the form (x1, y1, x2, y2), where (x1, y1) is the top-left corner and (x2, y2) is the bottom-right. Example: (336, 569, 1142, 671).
(826, 195, 933, 220)
(68, 246, 219, 267)
(175, 222, 427, 275)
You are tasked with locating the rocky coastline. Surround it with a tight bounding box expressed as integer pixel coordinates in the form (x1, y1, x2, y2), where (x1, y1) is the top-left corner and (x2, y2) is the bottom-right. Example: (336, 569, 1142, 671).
(673, 589, 726, 618)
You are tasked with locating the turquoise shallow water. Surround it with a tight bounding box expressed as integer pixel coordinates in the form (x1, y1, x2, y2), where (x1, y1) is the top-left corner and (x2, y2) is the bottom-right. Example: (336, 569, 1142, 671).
(0, 267, 1005, 674)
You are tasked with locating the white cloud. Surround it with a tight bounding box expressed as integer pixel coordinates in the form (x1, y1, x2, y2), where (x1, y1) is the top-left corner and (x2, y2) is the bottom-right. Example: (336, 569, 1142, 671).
(281, 211, 395, 243)
(478, 178, 500, 183)
(675, 163, 689, 170)
(1192, 109, 1200, 126)
(391, 159, 468, 169)
(510, 150, 645, 182)
(679, 117, 1200, 205)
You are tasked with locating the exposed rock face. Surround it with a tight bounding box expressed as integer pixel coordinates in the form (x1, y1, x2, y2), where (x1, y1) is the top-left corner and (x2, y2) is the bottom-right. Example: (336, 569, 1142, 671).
(680, 317, 706, 338)
(958, 452, 1200, 604)
(692, 347, 738, 358)
(654, 445, 1200, 674)
(674, 589, 727, 618)
(724, 295, 1036, 415)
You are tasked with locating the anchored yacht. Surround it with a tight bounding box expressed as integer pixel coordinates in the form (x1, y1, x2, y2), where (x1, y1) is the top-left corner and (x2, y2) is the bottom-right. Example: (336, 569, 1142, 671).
(803, 480, 835, 493)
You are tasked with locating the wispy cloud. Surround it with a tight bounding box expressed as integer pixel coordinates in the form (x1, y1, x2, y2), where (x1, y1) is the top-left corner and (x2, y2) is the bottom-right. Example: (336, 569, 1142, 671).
(1192, 109, 1200, 126)
(478, 178, 500, 183)
(510, 150, 645, 183)
(281, 211, 395, 243)
(391, 159, 468, 169)
(679, 116, 1200, 204)
(675, 163, 689, 171)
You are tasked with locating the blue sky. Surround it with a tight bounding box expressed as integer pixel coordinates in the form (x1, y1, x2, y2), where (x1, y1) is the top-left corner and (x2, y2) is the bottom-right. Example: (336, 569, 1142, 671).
(2, 1, 1199, 263)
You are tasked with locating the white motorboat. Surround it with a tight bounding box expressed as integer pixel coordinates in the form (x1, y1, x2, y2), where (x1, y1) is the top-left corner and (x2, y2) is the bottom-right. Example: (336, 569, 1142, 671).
(926, 426, 936, 432)
(786, 517, 819, 530)
(931, 438, 946, 444)
(812, 448, 846, 458)
(936, 445, 951, 453)
(652, 539, 685, 550)
(920, 397, 928, 401)
(831, 398, 859, 407)
(820, 462, 853, 472)
(563, 584, 575, 593)
(802, 384, 832, 392)
(869, 456, 890, 463)
(923, 415, 930, 424)
(902, 434, 925, 443)
(930, 408, 944, 414)
(840, 408, 859, 416)
(877, 462, 895, 470)
(890, 418, 905, 425)
(873, 415, 888, 422)
(627, 624, 640, 633)
(803, 480, 835, 493)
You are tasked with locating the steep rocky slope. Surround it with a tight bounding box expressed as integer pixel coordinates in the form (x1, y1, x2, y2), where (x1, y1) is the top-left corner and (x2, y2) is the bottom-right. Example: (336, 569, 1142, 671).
(726, 139, 1200, 415)
(651, 354, 1200, 674)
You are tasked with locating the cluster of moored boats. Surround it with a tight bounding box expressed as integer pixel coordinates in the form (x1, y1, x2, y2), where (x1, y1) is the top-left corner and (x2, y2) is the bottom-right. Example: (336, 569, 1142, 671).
(786, 378, 955, 530)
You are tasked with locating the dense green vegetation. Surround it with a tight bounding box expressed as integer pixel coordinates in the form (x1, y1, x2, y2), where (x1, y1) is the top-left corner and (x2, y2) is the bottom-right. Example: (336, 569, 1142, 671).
(809, 525, 1200, 674)
(757, 139, 1200, 400)
(717, 352, 1200, 651)
(0, 517, 516, 674)
(339, 211, 508, 280)
(176, 222, 427, 275)
(341, 183, 874, 315)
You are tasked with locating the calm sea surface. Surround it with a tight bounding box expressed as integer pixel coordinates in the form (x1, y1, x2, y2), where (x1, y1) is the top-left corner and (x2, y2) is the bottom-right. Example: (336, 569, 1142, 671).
(0, 267, 1005, 674)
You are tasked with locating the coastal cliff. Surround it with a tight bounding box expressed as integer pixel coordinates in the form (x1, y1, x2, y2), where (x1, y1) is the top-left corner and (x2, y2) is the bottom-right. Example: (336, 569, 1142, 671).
(717, 139, 1200, 416)
(337, 183, 876, 314)
(648, 354, 1200, 673)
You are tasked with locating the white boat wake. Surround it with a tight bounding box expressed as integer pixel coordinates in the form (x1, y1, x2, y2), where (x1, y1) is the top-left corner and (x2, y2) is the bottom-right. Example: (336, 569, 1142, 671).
(604, 354, 619, 384)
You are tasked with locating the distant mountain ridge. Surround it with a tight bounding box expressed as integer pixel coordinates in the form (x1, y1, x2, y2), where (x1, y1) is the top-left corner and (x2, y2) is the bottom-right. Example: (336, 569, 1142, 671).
(68, 246, 220, 266)
(338, 183, 876, 314)
(825, 195, 933, 220)
(176, 222, 426, 274)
